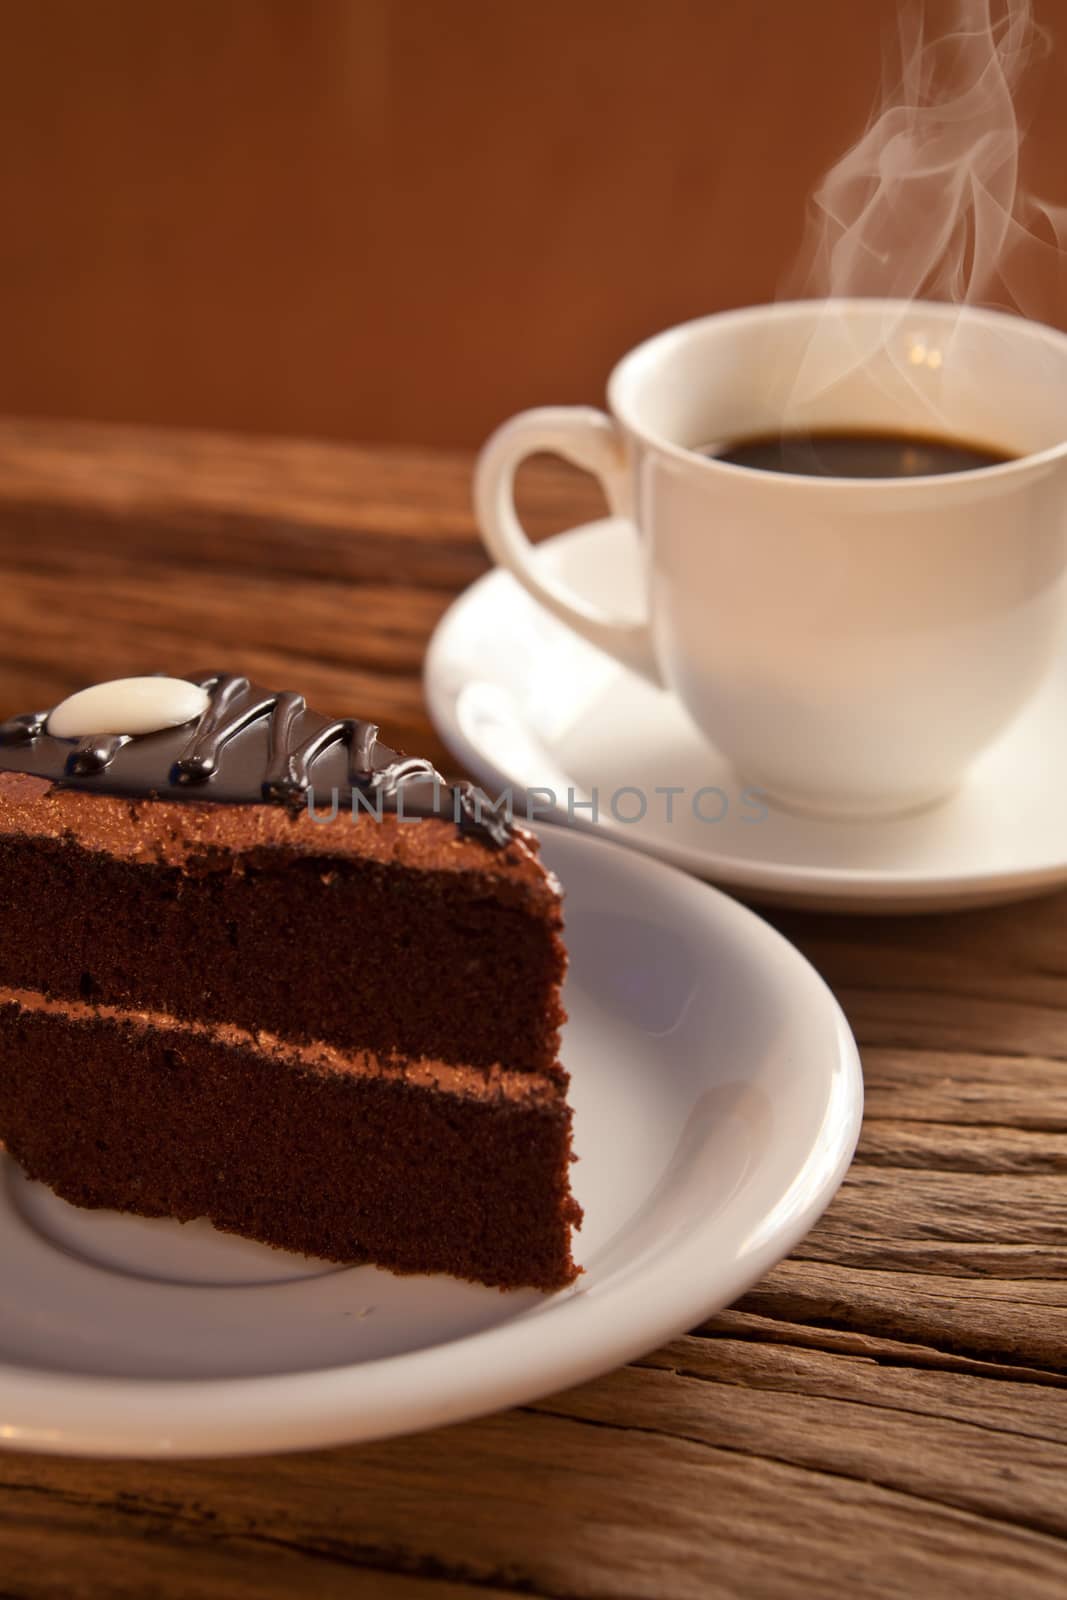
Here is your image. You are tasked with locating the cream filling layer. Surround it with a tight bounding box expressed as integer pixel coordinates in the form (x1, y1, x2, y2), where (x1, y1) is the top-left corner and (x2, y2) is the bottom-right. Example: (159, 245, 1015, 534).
(0, 985, 563, 1108)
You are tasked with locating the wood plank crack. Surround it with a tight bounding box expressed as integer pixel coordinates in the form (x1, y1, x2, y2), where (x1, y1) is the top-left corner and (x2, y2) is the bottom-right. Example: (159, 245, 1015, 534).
(520, 1403, 1067, 1545)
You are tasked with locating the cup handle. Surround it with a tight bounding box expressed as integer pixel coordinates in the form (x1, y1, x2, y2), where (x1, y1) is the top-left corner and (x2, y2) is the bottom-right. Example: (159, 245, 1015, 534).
(474, 406, 664, 686)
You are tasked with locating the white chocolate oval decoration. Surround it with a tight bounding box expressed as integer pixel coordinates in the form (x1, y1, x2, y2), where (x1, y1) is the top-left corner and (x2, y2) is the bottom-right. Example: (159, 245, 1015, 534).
(47, 677, 210, 740)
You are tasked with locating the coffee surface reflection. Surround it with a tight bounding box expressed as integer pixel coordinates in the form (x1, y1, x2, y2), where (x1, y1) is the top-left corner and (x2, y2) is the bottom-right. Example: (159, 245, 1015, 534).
(707, 429, 1013, 479)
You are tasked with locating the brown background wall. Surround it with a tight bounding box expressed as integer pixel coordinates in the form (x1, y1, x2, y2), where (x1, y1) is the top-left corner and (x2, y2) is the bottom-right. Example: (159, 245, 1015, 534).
(1, 0, 1065, 448)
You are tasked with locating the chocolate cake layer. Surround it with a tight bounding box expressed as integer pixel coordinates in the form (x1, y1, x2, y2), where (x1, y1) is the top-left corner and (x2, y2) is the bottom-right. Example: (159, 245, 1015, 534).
(0, 674, 581, 1290)
(0, 773, 565, 1073)
(0, 987, 580, 1290)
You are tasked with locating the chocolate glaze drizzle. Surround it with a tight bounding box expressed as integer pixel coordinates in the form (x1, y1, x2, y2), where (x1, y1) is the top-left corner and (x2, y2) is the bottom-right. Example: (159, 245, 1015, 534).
(70, 734, 132, 776)
(0, 672, 511, 848)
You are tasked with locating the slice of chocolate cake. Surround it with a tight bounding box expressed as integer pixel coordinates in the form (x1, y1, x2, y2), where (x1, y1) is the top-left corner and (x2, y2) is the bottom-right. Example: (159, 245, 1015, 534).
(0, 673, 581, 1291)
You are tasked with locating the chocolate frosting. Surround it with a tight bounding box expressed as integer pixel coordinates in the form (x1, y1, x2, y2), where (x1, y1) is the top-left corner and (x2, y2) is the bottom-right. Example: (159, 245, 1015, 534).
(0, 672, 510, 847)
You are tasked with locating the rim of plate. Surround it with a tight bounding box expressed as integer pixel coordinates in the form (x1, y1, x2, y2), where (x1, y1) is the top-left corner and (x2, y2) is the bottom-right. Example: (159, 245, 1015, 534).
(424, 524, 1067, 905)
(0, 824, 862, 1459)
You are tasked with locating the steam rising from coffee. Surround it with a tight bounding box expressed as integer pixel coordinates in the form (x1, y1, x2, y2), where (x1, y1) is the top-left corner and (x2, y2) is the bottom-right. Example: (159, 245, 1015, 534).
(787, 0, 1064, 307)
(781, 0, 1066, 421)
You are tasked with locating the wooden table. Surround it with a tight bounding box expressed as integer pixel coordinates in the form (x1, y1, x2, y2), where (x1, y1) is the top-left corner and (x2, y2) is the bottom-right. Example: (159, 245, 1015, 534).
(0, 418, 1063, 1599)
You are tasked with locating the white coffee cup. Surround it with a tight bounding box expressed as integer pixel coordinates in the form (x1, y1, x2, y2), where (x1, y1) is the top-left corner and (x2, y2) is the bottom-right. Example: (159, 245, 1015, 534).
(474, 299, 1067, 818)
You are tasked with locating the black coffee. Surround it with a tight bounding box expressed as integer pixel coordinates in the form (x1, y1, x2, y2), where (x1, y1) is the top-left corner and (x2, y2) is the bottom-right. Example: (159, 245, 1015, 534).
(708, 429, 1012, 479)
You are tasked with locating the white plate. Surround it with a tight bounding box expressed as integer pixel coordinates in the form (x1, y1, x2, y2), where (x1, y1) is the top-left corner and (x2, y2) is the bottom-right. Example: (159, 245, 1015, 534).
(425, 518, 1067, 913)
(0, 824, 860, 1459)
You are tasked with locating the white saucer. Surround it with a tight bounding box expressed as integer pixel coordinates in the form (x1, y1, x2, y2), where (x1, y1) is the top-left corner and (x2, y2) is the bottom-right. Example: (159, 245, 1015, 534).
(0, 823, 860, 1459)
(426, 518, 1067, 913)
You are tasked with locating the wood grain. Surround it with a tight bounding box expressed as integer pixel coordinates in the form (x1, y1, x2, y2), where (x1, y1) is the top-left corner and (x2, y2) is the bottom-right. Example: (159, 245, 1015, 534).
(0, 419, 1063, 1598)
